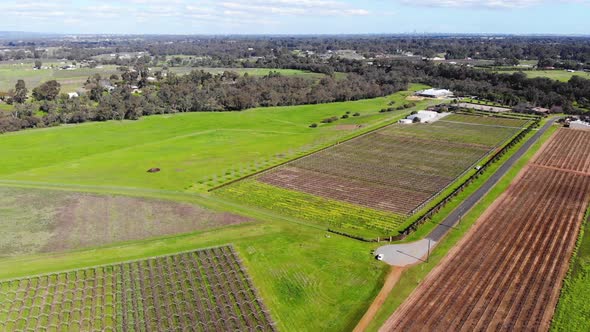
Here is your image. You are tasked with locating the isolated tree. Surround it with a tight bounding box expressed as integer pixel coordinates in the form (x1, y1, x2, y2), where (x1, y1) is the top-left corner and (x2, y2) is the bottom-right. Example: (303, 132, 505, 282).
(13, 80, 28, 103)
(32, 80, 61, 101)
(34, 60, 42, 69)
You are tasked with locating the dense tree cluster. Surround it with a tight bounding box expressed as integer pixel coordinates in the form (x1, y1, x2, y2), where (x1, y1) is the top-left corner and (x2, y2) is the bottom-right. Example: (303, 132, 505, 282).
(0, 64, 408, 133)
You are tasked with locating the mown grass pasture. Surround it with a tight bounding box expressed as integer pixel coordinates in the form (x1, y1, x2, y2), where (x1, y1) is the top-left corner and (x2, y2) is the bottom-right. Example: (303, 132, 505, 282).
(0, 85, 431, 192)
(496, 70, 590, 82)
(0, 61, 122, 93)
(551, 208, 590, 331)
(219, 114, 529, 238)
(0, 246, 275, 331)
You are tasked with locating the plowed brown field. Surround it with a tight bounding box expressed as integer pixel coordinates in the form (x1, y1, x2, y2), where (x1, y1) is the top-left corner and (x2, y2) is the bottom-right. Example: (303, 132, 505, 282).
(380, 128, 590, 332)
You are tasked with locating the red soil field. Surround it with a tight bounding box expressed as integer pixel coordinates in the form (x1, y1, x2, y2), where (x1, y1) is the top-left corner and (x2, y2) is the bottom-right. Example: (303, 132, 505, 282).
(380, 128, 590, 332)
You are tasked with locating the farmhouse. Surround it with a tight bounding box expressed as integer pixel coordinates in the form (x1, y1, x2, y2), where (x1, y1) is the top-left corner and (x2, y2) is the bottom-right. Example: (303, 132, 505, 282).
(416, 88, 454, 98)
(407, 110, 439, 123)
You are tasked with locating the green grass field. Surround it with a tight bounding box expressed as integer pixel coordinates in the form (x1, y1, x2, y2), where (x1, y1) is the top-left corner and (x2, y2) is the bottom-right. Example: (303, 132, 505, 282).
(497, 70, 590, 82)
(0, 61, 122, 93)
(0, 103, 13, 112)
(551, 207, 590, 331)
(0, 84, 432, 192)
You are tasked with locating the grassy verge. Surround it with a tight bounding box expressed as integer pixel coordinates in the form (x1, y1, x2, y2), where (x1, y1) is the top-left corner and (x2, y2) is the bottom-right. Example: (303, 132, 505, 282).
(364, 122, 558, 331)
(551, 206, 590, 331)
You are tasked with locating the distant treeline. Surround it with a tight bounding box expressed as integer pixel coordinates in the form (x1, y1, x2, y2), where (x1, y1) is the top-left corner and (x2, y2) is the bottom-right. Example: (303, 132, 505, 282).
(3, 35, 590, 69)
(1, 55, 590, 134)
(0, 60, 409, 133)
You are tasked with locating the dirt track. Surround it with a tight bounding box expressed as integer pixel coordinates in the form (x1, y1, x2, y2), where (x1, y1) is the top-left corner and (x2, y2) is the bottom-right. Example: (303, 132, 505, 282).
(380, 128, 590, 331)
(353, 267, 404, 332)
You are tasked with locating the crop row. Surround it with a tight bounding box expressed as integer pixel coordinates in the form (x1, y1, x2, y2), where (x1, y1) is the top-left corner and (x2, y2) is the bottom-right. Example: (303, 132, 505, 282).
(533, 128, 590, 174)
(382, 129, 590, 331)
(257, 118, 521, 216)
(0, 246, 275, 332)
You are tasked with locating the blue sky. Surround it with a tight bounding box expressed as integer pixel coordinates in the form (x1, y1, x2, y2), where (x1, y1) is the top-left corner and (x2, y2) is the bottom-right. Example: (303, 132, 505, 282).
(0, 0, 589, 35)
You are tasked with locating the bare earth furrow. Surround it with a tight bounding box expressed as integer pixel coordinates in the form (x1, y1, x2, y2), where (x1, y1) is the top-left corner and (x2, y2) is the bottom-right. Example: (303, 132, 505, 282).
(380, 128, 590, 332)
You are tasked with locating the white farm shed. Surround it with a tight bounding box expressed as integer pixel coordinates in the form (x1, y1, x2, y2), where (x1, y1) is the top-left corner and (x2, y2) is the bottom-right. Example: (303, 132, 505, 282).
(416, 89, 454, 98)
(570, 120, 590, 131)
(407, 110, 439, 123)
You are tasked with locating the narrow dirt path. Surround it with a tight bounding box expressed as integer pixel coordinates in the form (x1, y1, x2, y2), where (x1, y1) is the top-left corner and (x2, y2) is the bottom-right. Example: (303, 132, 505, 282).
(353, 267, 405, 332)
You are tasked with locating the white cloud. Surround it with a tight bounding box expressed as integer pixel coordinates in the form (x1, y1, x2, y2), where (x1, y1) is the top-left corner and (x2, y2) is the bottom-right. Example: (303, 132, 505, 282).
(397, 0, 587, 9)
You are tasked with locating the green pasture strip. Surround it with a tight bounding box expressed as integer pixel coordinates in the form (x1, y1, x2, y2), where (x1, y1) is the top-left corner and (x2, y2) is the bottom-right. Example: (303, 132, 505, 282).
(551, 205, 590, 331)
(365, 122, 558, 331)
(0, 103, 14, 112)
(217, 180, 405, 238)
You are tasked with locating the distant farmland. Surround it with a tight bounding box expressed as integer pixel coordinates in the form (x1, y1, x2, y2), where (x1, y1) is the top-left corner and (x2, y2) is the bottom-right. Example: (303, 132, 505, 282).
(0, 59, 327, 94)
(0, 61, 122, 93)
(0, 246, 275, 331)
(495, 69, 590, 82)
(219, 114, 530, 237)
(381, 128, 590, 331)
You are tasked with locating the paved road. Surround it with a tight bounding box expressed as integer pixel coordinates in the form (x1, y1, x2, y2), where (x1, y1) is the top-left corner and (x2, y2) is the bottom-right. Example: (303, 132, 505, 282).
(428, 118, 558, 242)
